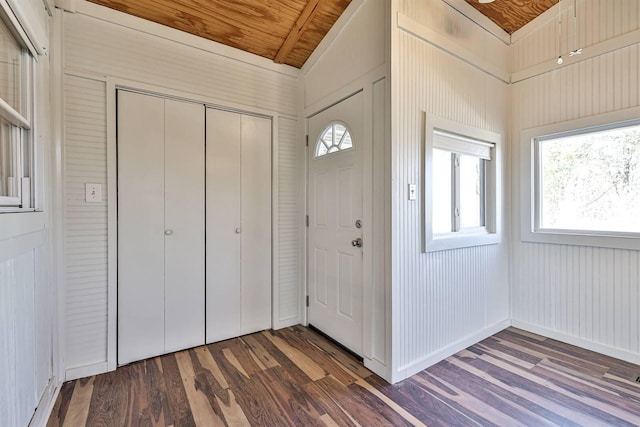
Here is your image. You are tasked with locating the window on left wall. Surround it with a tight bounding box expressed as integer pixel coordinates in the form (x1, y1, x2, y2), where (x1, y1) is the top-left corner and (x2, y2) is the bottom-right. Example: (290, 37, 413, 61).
(0, 12, 33, 211)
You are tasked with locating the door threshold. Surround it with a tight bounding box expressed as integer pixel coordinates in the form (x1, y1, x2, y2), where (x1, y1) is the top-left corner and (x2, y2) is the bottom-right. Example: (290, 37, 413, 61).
(308, 324, 364, 363)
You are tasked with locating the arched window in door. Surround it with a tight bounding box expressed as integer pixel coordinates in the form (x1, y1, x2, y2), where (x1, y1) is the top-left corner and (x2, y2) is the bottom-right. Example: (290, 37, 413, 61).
(315, 122, 353, 157)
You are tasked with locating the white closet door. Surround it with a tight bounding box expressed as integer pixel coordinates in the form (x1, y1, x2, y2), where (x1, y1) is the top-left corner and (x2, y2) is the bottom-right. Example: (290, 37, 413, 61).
(240, 115, 272, 334)
(205, 109, 242, 343)
(205, 109, 272, 343)
(164, 99, 205, 353)
(118, 91, 165, 365)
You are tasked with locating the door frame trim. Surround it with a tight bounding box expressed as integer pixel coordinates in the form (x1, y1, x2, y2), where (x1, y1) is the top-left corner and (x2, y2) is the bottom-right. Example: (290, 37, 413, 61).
(304, 88, 369, 358)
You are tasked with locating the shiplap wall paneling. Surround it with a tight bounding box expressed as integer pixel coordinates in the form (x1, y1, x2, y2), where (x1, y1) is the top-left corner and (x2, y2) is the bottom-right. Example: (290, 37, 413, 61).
(392, 0, 510, 382)
(206, 108, 272, 344)
(0, 250, 41, 426)
(118, 90, 205, 365)
(64, 12, 297, 117)
(511, 1, 640, 361)
(63, 75, 109, 372)
(511, 0, 640, 74)
(302, 0, 386, 108)
(277, 117, 301, 325)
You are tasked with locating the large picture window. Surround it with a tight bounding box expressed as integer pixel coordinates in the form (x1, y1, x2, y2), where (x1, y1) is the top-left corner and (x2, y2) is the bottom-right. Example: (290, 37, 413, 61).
(0, 12, 33, 211)
(521, 109, 640, 250)
(424, 115, 501, 252)
(537, 123, 640, 234)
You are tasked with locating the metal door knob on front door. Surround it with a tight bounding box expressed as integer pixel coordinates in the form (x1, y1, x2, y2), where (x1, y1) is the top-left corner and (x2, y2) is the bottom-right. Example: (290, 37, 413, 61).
(351, 238, 363, 248)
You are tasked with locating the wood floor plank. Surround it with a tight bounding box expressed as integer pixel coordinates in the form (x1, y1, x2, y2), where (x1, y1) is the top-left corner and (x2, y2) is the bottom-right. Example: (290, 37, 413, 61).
(46, 380, 76, 427)
(160, 354, 197, 427)
(253, 367, 325, 426)
(48, 326, 640, 427)
(61, 377, 94, 427)
(214, 389, 250, 426)
(221, 348, 251, 379)
(315, 375, 412, 426)
(142, 357, 173, 426)
(453, 354, 639, 426)
(250, 332, 313, 386)
(293, 325, 372, 379)
(302, 380, 359, 427)
(87, 362, 132, 426)
(262, 330, 327, 381)
(193, 346, 229, 389)
(175, 350, 226, 426)
(276, 327, 359, 385)
(432, 358, 583, 426)
(241, 334, 280, 369)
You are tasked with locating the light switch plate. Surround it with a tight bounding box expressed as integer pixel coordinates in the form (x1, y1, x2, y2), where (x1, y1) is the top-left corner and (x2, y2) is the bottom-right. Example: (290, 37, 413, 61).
(85, 183, 102, 203)
(408, 183, 417, 201)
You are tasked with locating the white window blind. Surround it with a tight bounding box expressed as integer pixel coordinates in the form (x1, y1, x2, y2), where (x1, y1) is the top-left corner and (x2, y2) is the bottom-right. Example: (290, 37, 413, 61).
(433, 129, 494, 160)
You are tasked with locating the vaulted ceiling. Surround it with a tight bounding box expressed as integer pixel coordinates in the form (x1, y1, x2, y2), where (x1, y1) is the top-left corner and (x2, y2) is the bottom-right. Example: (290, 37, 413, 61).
(465, 0, 558, 34)
(87, 0, 558, 68)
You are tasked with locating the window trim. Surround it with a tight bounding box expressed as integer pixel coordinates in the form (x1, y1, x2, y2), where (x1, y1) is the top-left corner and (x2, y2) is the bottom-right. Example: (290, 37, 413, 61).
(424, 114, 501, 252)
(0, 9, 34, 212)
(314, 121, 354, 158)
(520, 106, 640, 250)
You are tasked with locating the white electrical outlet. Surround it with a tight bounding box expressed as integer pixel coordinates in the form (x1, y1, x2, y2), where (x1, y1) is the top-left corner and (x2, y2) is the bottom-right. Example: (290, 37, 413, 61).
(85, 183, 102, 203)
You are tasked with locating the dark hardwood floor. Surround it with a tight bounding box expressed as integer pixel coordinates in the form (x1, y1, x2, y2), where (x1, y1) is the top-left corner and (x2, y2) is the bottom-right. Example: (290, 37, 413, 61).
(47, 326, 640, 426)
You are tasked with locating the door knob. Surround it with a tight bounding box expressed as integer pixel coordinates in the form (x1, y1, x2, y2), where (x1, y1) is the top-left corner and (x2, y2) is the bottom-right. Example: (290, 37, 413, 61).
(235, 228, 241, 234)
(164, 229, 173, 236)
(351, 238, 363, 248)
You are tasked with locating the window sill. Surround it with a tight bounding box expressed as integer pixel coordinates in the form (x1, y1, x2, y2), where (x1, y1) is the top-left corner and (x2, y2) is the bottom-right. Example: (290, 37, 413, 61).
(521, 228, 640, 251)
(0, 211, 46, 241)
(425, 232, 500, 252)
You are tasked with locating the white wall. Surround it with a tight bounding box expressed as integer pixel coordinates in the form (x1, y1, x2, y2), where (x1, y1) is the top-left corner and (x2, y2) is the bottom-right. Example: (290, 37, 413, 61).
(59, 2, 301, 380)
(511, 0, 640, 363)
(0, 1, 55, 425)
(302, 0, 391, 380)
(390, 0, 510, 382)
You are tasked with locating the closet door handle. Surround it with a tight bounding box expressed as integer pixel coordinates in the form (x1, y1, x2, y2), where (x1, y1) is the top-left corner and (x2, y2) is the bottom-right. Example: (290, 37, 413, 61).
(164, 229, 173, 236)
(235, 228, 241, 234)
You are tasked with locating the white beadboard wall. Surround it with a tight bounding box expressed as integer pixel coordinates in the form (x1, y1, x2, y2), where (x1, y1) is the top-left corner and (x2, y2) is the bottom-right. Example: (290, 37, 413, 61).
(511, 0, 640, 74)
(63, 76, 109, 370)
(64, 11, 297, 117)
(392, 0, 510, 382)
(0, 226, 52, 426)
(61, 6, 301, 375)
(0, 251, 35, 427)
(511, 1, 640, 362)
(302, 0, 386, 108)
(277, 117, 301, 323)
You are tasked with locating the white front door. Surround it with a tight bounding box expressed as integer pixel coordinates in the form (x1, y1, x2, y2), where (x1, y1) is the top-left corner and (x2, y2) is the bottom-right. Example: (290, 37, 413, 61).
(307, 92, 364, 355)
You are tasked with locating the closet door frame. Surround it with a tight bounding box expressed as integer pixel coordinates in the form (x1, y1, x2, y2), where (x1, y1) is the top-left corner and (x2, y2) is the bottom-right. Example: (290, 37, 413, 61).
(105, 79, 281, 371)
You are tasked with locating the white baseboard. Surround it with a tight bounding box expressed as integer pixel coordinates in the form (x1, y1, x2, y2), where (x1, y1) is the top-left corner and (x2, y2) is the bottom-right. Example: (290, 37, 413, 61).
(392, 319, 511, 383)
(29, 377, 60, 427)
(511, 320, 640, 365)
(65, 361, 109, 381)
(273, 316, 301, 330)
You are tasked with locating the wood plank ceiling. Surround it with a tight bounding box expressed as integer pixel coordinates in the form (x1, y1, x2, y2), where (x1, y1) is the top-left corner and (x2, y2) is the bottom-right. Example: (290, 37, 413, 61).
(87, 0, 351, 68)
(465, 0, 558, 34)
(87, 0, 558, 68)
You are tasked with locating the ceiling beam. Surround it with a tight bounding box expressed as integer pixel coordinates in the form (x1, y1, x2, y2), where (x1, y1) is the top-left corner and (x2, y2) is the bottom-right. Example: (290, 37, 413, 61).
(274, 0, 325, 64)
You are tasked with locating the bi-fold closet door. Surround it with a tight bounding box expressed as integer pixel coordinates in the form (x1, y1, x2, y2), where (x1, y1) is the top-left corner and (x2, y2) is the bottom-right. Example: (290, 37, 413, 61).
(118, 91, 272, 365)
(205, 108, 272, 344)
(118, 90, 205, 365)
